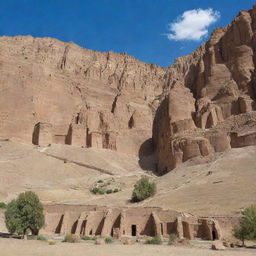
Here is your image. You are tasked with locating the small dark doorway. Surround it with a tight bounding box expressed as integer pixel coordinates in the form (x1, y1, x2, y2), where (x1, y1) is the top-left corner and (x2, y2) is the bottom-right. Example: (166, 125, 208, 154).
(161, 223, 164, 235)
(212, 230, 216, 240)
(131, 225, 137, 236)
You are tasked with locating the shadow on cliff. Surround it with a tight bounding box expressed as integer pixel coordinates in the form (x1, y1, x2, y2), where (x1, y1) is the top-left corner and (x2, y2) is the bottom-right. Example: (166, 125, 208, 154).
(138, 96, 168, 176)
(138, 138, 157, 174)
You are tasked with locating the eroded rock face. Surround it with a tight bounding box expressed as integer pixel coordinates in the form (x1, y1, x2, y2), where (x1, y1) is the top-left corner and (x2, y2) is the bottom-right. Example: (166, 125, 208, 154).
(0, 36, 168, 155)
(153, 5, 256, 174)
(0, 6, 256, 172)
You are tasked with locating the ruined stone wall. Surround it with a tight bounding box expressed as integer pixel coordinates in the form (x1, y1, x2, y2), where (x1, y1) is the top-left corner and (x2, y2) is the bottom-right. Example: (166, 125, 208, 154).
(40, 204, 234, 241)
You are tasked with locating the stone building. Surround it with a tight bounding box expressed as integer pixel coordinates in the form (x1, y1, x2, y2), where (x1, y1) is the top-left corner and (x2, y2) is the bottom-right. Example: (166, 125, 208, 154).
(41, 205, 226, 240)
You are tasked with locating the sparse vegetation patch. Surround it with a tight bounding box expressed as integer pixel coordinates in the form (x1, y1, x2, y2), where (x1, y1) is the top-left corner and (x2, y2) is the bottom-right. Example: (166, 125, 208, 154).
(81, 235, 96, 241)
(144, 236, 162, 245)
(104, 237, 113, 244)
(90, 178, 123, 195)
(63, 234, 80, 243)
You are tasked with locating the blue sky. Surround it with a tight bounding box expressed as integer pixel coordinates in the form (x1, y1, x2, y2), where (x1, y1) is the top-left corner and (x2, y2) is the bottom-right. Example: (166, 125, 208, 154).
(0, 0, 255, 67)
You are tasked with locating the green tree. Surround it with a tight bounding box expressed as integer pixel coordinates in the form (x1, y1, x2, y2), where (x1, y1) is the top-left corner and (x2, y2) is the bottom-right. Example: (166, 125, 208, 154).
(234, 205, 256, 246)
(5, 191, 45, 236)
(131, 176, 156, 202)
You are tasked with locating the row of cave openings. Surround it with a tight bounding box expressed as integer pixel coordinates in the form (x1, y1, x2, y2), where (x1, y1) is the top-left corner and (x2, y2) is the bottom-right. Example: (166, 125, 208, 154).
(53, 213, 218, 240)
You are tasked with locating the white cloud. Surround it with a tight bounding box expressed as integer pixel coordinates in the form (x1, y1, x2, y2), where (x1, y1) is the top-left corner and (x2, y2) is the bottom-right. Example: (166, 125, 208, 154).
(167, 8, 220, 41)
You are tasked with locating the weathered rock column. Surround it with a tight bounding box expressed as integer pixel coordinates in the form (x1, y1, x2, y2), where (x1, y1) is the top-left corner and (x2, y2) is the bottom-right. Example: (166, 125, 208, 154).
(119, 210, 126, 237)
(152, 212, 162, 237)
(101, 209, 113, 237)
(175, 217, 184, 239)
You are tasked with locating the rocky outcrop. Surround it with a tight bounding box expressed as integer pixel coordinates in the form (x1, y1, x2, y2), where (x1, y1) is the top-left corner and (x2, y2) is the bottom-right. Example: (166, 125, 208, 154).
(153, 5, 256, 174)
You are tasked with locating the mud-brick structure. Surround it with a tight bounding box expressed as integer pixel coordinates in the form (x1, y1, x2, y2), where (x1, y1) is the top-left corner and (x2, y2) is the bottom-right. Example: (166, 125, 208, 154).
(40, 205, 227, 240)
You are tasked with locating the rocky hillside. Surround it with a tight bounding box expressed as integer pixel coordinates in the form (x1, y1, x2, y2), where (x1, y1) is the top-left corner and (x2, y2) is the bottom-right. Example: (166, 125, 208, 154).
(0, 5, 255, 174)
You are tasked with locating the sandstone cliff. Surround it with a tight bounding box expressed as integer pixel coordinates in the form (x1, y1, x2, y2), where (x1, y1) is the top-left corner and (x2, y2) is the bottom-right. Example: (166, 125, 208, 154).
(0, 35, 167, 155)
(153, 5, 256, 173)
(0, 6, 256, 174)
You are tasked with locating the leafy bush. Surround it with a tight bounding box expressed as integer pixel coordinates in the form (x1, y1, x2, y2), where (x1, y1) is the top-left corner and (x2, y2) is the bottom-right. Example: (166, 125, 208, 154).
(81, 235, 96, 240)
(106, 189, 113, 194)
(131, 177, 156, 202)
(5, 191, 45, 236)
(233, 205, 256, 246)
(0, 202, 6, 209)
(105, 237, 113, 244)
(145, 236, 162, 245)
(168, 233, 177, 245)
(63, 234, 79, 243)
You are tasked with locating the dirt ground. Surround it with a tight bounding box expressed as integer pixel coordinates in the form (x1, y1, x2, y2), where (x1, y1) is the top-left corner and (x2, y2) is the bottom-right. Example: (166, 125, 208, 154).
(0, 238, 255, 256)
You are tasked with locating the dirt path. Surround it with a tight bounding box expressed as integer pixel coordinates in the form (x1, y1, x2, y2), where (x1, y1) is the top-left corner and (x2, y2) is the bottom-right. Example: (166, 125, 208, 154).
(0, 239, 255, 256)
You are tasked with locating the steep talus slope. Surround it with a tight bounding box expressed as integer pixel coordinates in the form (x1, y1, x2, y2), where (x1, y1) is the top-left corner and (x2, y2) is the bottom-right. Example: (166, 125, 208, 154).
(153, 6, 256, 173)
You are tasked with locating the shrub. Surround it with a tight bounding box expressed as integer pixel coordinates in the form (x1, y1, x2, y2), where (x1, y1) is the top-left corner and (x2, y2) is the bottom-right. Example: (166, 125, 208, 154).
(104, 237, 113, 244)
(63, 234, 79, 243)
(27, 235, 47, 241)
(98, 189, 105, 195)
(0, 202, 6, 209)
(27, 235, 37, 240)
(131, 177, 156, 202)
(106, 189, 113, 194)
(145, 236, 162, 245)
(90, 187, 103, 194)
(97, 180, 103, 183)
(90, 187, 100, 194)
(5, 191, 45, 236)
(168, 233, 177, 245)
(113, 188, 119, 193)
(81, 235, 96, 240)
(234, 205, 256, 246)
(37, 235, 47, 241)
(48, 240, 56, 245)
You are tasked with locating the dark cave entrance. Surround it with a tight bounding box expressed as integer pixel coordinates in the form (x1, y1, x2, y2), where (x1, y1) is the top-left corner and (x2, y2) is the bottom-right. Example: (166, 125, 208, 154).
(131, 225, 137, 236)
(212, 230, 216, 240)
